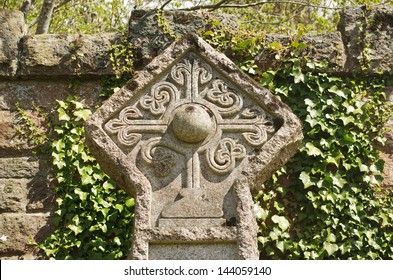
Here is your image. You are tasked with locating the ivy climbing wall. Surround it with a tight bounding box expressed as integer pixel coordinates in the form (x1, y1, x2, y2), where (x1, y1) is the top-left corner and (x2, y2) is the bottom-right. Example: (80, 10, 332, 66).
(0, 6, 392, 259)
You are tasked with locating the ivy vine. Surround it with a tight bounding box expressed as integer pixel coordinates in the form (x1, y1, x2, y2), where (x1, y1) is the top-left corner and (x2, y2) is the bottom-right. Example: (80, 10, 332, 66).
(39, 96, 134, 259)
(15, 22, 392, 260)
(254, 43, 393, 259)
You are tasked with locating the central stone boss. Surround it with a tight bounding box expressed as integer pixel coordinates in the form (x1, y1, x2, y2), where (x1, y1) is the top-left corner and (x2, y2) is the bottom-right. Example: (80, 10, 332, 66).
(103, 51, 277, 227)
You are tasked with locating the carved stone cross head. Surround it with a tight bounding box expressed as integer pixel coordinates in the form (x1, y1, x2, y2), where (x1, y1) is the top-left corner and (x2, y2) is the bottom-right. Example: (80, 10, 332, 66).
(86, 34, 302, 259)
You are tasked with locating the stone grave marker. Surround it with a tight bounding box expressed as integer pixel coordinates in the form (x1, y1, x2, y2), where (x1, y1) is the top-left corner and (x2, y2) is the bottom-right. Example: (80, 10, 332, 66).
(85, 34, 303, 259)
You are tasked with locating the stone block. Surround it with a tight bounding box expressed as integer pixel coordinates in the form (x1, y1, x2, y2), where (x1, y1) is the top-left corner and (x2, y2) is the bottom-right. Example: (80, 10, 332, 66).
(338, 5, 393, 73)
(0, 176, 52, 214)
(149, 242, 238, 260)
(255, 32, 346, 73)
(0, 111, 18, 150)
(19, 33, 120, 77)
(0, 213, 52, 257)
(130, 9, 238, 68)
(302, 32, 347, 72)
(25, 177, 54, 213)
(0, 80, 102, 111)
(380, 152, 393, 190)
(0, 110, 48, 151)
(0, 179, 28, 213)
(0, 9, 26, 77)
(383, 116, 393, 154)
(86, 34, 302, 259)
(0, 157, 40, 178)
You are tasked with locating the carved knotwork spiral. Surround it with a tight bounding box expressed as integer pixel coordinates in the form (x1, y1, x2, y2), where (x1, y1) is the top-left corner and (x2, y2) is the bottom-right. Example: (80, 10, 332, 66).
(201, 79, 242, 117)
(141, 138, 177, 177)
(104, 53, 277, 181)
(207, 138, 247, 175)
(104, 107, 143, 146)
(140, 82, 179, 116)
(193, 59, 212, 85)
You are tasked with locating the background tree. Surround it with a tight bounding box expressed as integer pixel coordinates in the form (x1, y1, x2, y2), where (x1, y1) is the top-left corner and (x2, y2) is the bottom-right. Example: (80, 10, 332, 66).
(1, 0, 132, 34)
(1, 0, 391, 34)
(2, 0, 392, 260)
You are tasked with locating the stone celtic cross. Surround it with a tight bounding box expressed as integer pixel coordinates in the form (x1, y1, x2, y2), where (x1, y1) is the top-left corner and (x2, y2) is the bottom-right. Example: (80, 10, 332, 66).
(86, 34, 302, 259)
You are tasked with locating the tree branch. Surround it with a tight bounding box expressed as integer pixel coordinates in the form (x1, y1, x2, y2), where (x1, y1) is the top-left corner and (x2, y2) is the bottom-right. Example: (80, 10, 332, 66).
(160, 0, 174, 10)
(240, 7, 303, 26)
(180, 0, 345, 11)
(53, 0, 73, 13)
(28, 15, 39, 28)
(29, 0, 72, 32)
(36, 0, 56, 34)
(19, 0, 35, 19)
(209, 0, 233, 11)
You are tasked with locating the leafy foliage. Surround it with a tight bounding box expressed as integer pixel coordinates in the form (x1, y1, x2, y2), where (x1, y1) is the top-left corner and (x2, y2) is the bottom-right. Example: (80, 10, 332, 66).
(39, 34, 392, 260)
(3, 1, 391, 35)
(8, 0, 392, 260)
(253, 43, 393, 259)
(3, 0, 132, 34)
(15, 102, 49, 148)
(39, 96, 134, 259)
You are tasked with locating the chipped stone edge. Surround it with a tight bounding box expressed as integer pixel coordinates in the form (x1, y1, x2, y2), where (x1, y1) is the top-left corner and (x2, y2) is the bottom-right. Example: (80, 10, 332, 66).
(85, 33, 303, 260)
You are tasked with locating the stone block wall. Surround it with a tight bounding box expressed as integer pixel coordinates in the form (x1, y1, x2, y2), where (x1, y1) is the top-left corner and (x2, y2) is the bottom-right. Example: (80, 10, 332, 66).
(0, 6, 392, 259)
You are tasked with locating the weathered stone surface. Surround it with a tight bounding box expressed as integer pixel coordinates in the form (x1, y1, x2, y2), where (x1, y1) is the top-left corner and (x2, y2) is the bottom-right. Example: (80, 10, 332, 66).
(384, 88, 393, 154)
(26, 177, 54, 213)
(0, 9, 26, 77)
(0, 111, 18, 150)
(0, 213, 52, 258)
(19, 33, 120, 76)
(383, 116, 393, 154)
(0, 177, 52, 214)
(0, 80, 102, 111)
(0, 157, 40, 178)
(337, 6, 365, 72)
(379, 87, 392, 190)
(302, 32, 346, 72)
(149, 242, 238, 260)
(380, 152, 393, 190)
(363, 7, 393, 73)
(86, 34, 302, 259)
(255, 32, 346, 73)
(130, 9, 238, 68)
(0, 110, 48, 151)
(0, 5, 391, 261)
(0, 179, 28, 212)
(338, 5, 393, 73)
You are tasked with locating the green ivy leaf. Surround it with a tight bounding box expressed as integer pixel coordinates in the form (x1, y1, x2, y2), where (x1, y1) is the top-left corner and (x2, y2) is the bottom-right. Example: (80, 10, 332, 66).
(276, 240, 285, 253)
(74, 188, 88, 201)
(115, 204, 124, 213)
(52, 139, 65, 152)
(68, 224, 83, 235)
(305, 142, 323, 156)
(255, 203, 269, 221)
(268, 41, 283, 51)
(58, 107, 70, 121)
(328, 85, 346, 98)
(73, 109, 91, 121)
(332, 174, 347, 189)
(294, 71, 305, 84)
(271, 215, 290, 231)
(203, 30, 214, 36)
(326, 232, 337, 243)
(273, 201, 285, 213)
(300, 171, 314, 189)
(323, 241, 338, 256)
(99, 223, 108, 233)
(125, 198, 134, 208)
(114, 236, 121, 246)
